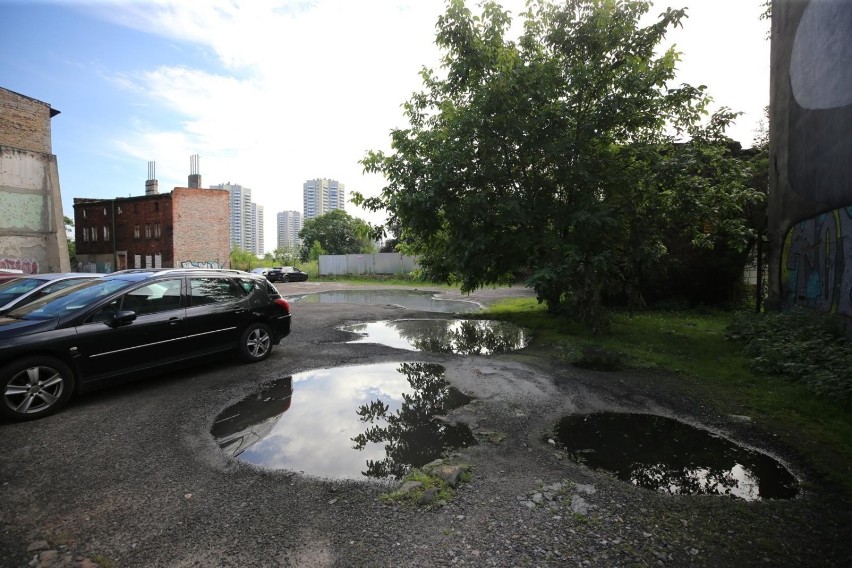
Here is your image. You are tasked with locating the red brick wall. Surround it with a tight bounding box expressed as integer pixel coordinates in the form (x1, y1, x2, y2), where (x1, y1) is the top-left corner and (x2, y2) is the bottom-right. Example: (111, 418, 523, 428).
(75, 195, 175, 268)
(171, 188, 230, 268)
(0, 87, 52, 154)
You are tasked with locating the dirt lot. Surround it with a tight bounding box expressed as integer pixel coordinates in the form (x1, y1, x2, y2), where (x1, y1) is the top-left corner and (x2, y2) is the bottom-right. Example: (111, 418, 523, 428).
(1, 282, 850, 567)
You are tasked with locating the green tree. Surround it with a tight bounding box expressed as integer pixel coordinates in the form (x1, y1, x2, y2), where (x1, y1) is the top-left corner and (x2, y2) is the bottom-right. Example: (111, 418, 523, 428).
(356, 0, 759, 330)
(298, 209, 375, 261)
(272, 244, 300, 266)
(64, 215, 76, 265)
(229, 247, 256, 271)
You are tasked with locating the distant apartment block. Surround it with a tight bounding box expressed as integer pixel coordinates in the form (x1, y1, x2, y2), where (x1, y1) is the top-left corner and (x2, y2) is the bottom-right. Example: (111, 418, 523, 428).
(276, 210, 302, 248)
(303, 178, 345, 220)
(210, 182, 256, 252)
(252, 202, 264, 256)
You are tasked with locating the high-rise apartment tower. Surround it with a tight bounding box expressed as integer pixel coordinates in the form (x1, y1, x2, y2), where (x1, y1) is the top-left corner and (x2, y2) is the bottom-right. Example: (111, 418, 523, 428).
(303, 178, 345, 220)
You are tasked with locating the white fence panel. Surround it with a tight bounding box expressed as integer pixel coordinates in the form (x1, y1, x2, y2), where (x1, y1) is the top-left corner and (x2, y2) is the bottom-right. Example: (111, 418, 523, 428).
(318, 253, 419, 275)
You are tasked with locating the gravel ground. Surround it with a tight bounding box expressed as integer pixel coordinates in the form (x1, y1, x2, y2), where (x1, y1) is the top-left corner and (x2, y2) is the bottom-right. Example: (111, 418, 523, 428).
(1, 282, 850, 567)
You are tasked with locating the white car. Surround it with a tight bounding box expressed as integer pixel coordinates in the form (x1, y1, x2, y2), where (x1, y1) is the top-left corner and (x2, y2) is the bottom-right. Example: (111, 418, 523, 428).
(0, 272, 102, 314)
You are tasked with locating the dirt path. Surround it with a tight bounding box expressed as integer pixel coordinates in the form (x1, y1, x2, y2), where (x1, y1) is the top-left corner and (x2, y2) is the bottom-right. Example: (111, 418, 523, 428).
(1, 283, 850, 567)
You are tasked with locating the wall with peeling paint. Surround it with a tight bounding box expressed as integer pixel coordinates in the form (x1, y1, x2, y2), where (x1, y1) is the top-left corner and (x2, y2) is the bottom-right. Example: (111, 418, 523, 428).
(0, 87, 70, 273)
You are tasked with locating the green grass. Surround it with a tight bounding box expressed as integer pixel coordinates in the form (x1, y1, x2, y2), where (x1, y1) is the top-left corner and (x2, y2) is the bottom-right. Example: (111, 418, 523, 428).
(486, 297, 852, 497)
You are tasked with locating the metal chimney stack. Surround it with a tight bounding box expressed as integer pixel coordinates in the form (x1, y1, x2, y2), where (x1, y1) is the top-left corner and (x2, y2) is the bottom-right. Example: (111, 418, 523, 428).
(188, 154, 201, 189)
(145, 161, 159, 195)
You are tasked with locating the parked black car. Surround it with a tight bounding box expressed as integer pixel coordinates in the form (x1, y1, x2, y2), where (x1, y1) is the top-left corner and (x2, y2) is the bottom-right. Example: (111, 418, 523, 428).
(266, 266, 309, 283)
(0, 269, 291, 421)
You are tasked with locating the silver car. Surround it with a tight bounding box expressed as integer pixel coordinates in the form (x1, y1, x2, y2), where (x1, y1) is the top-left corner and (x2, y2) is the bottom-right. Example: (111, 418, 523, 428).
(0, 273, 102, 314)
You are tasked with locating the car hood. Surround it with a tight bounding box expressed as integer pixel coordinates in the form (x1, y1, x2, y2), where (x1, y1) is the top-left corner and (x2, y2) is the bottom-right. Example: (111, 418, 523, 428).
(0, 316, 60, 339)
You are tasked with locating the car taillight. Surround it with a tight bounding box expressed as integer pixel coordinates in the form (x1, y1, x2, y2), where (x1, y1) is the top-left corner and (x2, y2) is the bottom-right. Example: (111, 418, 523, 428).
(274, 298, 290, 314)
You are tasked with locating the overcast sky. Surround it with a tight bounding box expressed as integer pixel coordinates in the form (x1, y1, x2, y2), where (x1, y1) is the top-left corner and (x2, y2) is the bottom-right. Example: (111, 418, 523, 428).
(0, 0, 769, 252)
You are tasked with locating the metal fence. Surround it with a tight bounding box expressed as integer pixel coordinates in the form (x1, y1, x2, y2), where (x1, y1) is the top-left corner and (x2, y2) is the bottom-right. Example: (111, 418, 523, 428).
(318, 253, 418, 276)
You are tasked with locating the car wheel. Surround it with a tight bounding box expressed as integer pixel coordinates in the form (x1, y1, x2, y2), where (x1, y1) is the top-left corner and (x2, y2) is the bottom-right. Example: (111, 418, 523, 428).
(280, 274, 289, 283)
(239, 322, 273, 362)
(1, 356, 75, 421)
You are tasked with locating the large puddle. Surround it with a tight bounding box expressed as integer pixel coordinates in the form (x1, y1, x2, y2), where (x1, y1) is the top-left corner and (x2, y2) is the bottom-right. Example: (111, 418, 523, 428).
(211, 362, 476, 480)
(341, 319, 530, 354)
(287, 289, 482, 313)
(553, 413, 798, 501)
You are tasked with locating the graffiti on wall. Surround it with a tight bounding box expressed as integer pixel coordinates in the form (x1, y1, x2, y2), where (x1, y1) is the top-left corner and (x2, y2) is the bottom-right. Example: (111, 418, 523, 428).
(181, 260, 222, 269)
(0, 257, 39, 274)
(782, 207, 852, 317)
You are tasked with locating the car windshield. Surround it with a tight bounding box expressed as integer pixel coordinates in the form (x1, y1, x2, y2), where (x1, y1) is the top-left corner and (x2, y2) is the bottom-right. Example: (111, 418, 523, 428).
(6, 278, 136, 321)
(0, 277, 47, 304)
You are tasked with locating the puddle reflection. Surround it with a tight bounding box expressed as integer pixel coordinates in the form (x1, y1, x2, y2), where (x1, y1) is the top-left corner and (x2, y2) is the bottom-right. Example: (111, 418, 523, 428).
(554, 413, 798, 501)
(342, 319, 530, 354)
(211, 362, 476, 480)
(288, 289, 482, 313)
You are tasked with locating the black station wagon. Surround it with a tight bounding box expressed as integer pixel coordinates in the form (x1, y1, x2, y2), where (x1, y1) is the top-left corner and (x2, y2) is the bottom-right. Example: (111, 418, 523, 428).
(0, 269, 291, 421)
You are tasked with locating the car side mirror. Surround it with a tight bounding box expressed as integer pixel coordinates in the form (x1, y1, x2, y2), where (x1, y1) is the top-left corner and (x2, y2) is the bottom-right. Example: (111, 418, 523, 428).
(110, 310, 138, 327)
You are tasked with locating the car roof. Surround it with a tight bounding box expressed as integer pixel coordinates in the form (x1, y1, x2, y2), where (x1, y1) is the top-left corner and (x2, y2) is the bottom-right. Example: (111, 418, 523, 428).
(102, 268, 259, 282)
(19, 272, 101, 281)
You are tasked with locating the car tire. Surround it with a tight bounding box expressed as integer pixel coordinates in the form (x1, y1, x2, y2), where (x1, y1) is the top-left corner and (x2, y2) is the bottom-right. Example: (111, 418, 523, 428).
(239, 322, 274, 362)
(1, 356, 75, 421)
(280, 274, 289, 283)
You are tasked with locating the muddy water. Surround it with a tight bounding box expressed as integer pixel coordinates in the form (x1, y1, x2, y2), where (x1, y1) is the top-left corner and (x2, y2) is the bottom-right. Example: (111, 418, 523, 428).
(341, 319, 530, 354)
(211, 362, 476, 480)
(553, 413, 799, 501)
(287, 289, 482, 313)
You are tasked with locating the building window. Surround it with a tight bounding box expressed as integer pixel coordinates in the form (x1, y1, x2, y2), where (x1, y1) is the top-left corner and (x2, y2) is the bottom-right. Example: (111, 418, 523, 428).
(82, 228, 89, 242)
(82, 209, 87, 219)
(103, 225, 110, 240)
(103, 207, 107, 216)
(155, 223, 161, 238)
(145, 225, 152, 238)
(117, 206, 122, 215)
(134, 225, 140, 239)
(90, 227, 97, 242)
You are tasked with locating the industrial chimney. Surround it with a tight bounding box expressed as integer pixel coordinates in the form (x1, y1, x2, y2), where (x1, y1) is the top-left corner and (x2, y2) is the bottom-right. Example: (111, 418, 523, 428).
(145, 161, 159, 195)
(188, 154, 201, 188)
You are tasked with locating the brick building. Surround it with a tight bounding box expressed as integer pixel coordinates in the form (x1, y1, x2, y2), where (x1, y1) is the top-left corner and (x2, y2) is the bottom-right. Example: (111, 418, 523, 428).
(0, 86, 70, 273)
(74, 187, 230, 272)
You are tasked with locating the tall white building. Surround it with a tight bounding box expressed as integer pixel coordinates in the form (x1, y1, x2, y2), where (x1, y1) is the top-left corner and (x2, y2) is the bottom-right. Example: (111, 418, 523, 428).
(210, 182, 253, 251)
(303, 178, 345, 220)
(252, 203, 264, 255)
(277, 210, 302, 249)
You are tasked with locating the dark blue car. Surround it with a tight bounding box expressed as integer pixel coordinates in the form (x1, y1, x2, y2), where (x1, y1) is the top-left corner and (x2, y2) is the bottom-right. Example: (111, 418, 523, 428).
(0, 269, 291, 421)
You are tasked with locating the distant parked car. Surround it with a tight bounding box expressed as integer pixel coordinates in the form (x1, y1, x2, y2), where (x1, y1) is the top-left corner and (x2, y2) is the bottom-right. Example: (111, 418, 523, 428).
(250, 267, 270, 277)
(266, 266, 309, 283)
(0, 268, 291, 421)
(0, 273, 102, 314)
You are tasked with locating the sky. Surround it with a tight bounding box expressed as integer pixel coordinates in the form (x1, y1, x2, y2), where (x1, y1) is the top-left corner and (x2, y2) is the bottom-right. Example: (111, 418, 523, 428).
(0, 0, 770, 253)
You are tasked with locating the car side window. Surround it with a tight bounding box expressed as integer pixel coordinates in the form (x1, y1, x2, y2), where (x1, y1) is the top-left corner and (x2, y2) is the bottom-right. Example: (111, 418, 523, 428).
(190, 277, 242, 306)
(120, 279, 183, 315)
(237, 278, 256, 294)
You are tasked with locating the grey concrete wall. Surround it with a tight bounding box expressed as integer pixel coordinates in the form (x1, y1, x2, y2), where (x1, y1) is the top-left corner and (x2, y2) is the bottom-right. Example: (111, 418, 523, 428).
(318, 253, 419, 276)
(768, 0, 852, 313)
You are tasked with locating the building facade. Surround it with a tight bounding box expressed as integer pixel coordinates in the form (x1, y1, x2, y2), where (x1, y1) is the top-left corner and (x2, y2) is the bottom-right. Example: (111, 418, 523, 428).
(303, 178, 345, 220)
(0, 87, 70, 273)
(74, 187, 230, 272)
(211, 182, 252, 251)
(252, 202, 264, 256)
(276, 210, 302, 249)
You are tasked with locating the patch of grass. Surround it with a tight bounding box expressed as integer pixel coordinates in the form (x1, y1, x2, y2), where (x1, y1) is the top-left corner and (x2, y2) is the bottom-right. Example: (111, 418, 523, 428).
(381, 469, 455, 505)
(486, 298, 852, 497)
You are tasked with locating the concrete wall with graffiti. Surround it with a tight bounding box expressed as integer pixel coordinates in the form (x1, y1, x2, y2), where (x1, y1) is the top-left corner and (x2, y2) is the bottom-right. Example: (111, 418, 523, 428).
(768, 0, 852, 315)
(782, 208, 852, 316)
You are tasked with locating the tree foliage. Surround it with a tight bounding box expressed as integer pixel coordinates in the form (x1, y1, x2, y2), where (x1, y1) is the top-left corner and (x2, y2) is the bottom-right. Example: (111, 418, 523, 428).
(298, 209, 375, 261)
(356, 0, 764, 330)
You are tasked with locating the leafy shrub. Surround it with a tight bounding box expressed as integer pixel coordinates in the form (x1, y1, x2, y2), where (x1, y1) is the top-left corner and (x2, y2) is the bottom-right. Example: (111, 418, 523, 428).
(726, 311, 852, 404)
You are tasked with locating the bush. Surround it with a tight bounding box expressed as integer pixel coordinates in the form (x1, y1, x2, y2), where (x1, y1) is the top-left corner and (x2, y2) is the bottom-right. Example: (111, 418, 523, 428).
(726, 310, 852, 404)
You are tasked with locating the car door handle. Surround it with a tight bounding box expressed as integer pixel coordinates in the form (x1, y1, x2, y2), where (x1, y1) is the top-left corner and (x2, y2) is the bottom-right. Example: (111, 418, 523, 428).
(168, 317, 181, 325)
